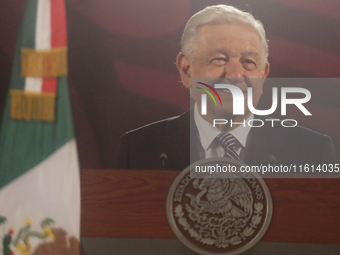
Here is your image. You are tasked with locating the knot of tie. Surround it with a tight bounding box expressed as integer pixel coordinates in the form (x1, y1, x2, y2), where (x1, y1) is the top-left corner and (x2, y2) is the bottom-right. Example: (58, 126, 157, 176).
(216, 132, 240, 160)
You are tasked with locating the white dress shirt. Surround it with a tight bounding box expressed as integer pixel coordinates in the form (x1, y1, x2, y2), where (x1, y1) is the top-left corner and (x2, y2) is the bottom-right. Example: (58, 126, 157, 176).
(193, 104, 253, 159)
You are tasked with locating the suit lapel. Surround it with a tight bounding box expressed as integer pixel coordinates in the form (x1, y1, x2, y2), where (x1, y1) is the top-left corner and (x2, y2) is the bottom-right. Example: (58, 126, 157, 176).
(164, 109, 202, 171)
(164, 111, 281, 169)
(244, 115, 281, 165)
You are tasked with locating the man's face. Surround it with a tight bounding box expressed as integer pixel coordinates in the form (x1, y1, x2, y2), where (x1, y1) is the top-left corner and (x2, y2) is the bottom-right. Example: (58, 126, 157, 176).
(177, 24, 270, 119)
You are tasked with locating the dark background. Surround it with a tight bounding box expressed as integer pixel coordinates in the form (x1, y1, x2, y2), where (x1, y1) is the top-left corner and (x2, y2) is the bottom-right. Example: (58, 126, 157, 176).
(1, 0, 339, 168)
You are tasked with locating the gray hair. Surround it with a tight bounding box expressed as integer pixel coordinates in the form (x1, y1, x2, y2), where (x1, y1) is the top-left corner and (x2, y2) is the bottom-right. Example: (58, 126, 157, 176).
(180, 5, 269, 64)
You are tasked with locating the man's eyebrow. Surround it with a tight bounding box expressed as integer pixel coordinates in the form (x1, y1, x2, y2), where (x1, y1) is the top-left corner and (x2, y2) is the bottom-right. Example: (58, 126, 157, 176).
(212, 50, 260, 58)
(241, 51, 260, 58)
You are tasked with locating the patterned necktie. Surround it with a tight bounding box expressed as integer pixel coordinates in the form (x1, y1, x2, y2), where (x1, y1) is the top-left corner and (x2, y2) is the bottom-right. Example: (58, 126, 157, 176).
(216, 132, 240, 160)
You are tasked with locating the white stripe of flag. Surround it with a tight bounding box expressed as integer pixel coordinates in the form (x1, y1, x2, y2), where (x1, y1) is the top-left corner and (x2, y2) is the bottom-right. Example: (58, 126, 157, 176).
(24, 0, 51, 93)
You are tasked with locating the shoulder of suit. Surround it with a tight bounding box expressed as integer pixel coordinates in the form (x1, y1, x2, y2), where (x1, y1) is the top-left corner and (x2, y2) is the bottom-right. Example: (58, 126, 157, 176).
(124, 110, 190, 137)
(257, 115, 330, 141)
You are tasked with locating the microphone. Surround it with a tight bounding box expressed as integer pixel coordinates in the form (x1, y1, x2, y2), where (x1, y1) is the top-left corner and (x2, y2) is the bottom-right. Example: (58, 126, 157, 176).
(159, 153, 168, 170)
(268, 155, 277, 165)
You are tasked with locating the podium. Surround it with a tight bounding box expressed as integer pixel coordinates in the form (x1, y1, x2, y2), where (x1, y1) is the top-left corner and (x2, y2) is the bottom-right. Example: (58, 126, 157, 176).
(80, 169, 340, 254)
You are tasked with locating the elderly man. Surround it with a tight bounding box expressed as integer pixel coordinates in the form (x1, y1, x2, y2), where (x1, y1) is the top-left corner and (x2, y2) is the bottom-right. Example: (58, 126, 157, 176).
(114, 5, 335, 170)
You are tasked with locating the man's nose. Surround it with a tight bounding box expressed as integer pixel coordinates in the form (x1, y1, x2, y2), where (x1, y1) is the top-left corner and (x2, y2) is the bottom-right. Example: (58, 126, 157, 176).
(223, 60, 245, 79)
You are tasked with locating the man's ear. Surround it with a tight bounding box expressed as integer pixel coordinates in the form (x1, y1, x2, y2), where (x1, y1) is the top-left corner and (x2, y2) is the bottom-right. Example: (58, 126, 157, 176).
(176, 52, 191, 88)
(262, 62, 270, 79)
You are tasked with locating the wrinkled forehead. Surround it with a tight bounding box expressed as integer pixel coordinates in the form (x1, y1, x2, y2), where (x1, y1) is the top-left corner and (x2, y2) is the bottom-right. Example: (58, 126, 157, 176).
(195, 24, 266, 62)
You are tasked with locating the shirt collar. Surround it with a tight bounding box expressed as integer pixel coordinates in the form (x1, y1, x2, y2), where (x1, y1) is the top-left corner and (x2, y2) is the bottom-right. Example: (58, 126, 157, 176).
(194, 104, 253, 150)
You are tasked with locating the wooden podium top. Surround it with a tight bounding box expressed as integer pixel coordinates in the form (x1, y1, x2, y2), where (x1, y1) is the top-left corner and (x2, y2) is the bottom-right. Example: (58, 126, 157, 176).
(81, 169, 340, 243)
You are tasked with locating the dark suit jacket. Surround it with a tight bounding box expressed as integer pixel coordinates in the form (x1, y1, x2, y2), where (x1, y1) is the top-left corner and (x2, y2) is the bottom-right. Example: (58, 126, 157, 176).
(114, 110, 336, 170)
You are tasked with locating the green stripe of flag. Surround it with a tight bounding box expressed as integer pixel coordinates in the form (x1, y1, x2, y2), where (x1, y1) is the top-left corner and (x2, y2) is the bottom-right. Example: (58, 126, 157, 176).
(9, 0, 38, 91)
(0, 78, 74, 189)
(0, 0, 75, 189)
(21, 0, 38, 49)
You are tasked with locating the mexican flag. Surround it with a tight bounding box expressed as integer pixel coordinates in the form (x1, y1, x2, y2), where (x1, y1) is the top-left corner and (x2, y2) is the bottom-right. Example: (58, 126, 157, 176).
(0, 0, 80, 254)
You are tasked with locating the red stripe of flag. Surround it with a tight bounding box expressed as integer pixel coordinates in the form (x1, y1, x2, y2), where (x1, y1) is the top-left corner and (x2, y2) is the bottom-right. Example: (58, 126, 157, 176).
(51, 0, 67, 47)
(42, 78, 57, 93)
(42, 0, 67, 93)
